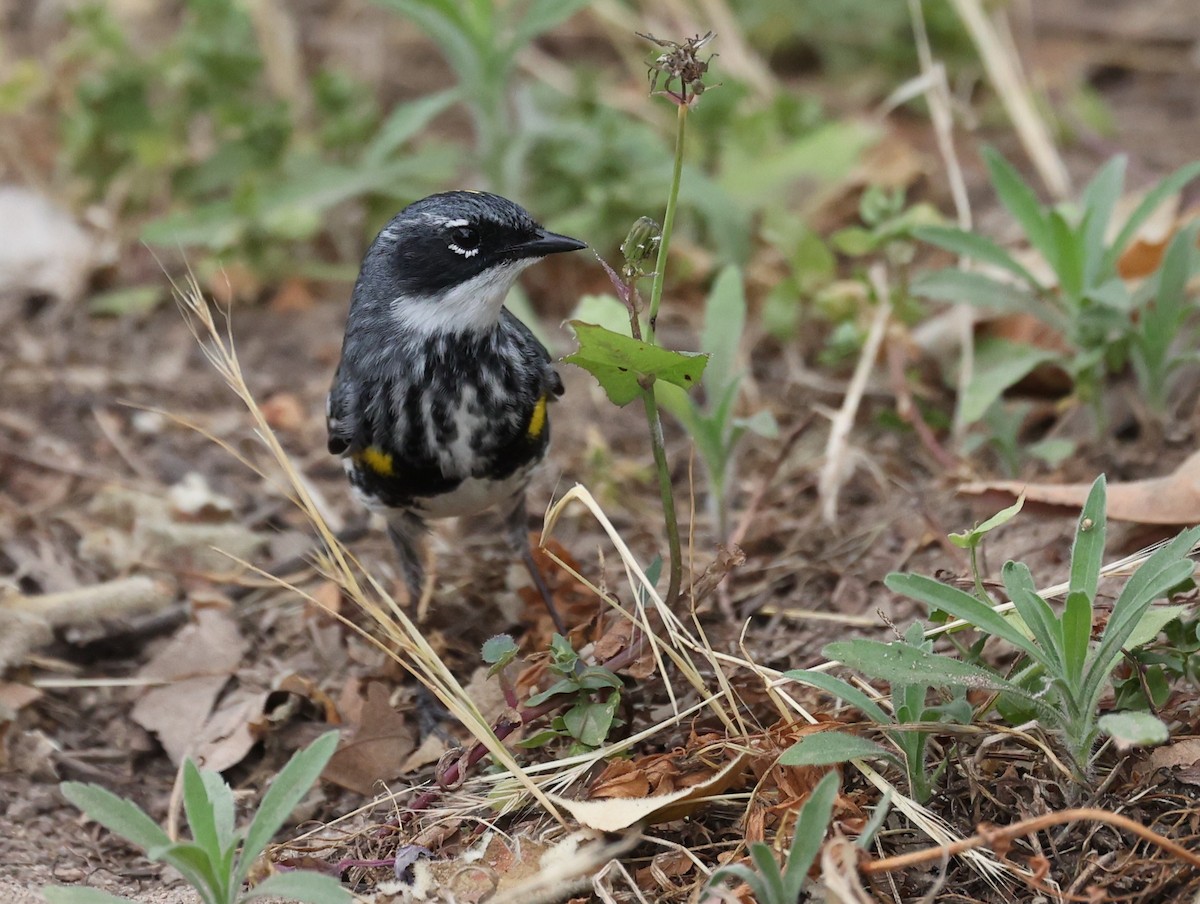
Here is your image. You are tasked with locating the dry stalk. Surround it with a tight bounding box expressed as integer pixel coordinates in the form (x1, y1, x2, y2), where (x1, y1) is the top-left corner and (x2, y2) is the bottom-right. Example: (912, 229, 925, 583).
(818, 263, 893, 525)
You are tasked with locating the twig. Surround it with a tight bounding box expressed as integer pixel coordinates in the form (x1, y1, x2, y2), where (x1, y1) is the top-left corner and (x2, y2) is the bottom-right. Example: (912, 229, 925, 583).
(860, 807, 1200, 875)
(948, 0, 1070, 199)
(818, 264, 893, 524)
(883, 331, 958, 471)
(904, 0, 976, 443)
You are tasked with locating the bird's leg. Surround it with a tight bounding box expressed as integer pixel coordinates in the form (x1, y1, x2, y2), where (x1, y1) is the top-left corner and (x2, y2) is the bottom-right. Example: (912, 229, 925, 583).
(387, 511, 429, 606)
(504, 494, 568, 635)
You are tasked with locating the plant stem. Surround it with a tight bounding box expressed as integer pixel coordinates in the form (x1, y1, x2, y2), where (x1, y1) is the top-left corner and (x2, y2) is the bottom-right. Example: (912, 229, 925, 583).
(642, 383, 683, 608)
(636, 99, 690, 610)
(646, 102, 688, 343)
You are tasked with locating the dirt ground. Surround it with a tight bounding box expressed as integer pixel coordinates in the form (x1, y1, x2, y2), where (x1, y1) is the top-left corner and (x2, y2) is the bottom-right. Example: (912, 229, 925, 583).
(4, 2, 1200, 903)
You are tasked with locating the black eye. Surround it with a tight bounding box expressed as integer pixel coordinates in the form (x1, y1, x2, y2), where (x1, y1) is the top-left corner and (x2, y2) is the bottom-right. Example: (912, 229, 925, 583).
(447, 225, 480, 256)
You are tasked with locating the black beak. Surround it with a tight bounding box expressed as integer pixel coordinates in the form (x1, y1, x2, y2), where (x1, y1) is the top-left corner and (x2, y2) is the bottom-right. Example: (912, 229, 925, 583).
(509, 227, 588, 259)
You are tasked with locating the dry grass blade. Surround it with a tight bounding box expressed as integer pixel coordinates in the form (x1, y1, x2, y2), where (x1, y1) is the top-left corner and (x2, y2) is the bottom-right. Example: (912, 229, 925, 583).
(172, 276, 563, 822)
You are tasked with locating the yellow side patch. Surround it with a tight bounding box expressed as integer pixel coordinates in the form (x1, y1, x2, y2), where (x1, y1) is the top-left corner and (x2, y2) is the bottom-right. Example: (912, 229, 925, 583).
(356, 446, 395, 476)
(527, 395, 548, 439)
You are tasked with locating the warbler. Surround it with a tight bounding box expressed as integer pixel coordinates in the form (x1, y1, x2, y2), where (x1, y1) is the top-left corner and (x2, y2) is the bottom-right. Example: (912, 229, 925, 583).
(326, 191, 587, 631)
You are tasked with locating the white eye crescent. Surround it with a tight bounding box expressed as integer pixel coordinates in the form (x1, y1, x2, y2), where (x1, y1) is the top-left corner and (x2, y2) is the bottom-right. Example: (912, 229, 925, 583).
(448, 224, 481, 258)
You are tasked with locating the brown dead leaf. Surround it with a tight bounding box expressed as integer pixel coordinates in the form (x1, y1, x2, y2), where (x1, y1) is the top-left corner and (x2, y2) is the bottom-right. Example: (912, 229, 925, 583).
(267, 277, 316, 312)
(323, 682, 415, 794)
(960, 449, 1200, 525)
(1136, 736, 1200, 785)
(130, 607, 248, 765)
(261, 392, 308, 432)
(551, 751, 749, 832)
(190, 688, 271, 773)
(0, 681, 42, 715)
(588, 758, 652, 800)
(276, 673, 341, 723)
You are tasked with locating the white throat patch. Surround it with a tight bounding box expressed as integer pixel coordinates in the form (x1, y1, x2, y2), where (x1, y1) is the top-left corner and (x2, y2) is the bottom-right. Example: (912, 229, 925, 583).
(390, 259, 538, 335)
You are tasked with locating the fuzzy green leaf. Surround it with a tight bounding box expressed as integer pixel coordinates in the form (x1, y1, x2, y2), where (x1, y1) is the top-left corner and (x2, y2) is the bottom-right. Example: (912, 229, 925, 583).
(59, 782, 172, 854)
(564, 321, 708, 406)
(884, 573, 1046, 664)
(482, 634, 519, 675)
(949, 493, 1025, 549)
(778, 732, 894, 766)
(825, 639, 1020, 694)
(236, 730, 340, 888)
(1001, 561, 1063, 673)
(783, 669, 892, 724)
(243, 871, 353, 903)
(982, 146, 1055, 265)
(780, 771, 840, 899)
(913, 225, 1041, 288)
(1098, 711, 1169, 749)
(958, 337, 1058, 426)
(1106, 160, 1200, 272)
(1069, 476, 1108, 603)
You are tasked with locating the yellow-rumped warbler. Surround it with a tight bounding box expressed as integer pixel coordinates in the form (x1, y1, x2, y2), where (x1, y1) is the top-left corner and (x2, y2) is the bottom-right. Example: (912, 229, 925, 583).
(327, 191, 586, 631)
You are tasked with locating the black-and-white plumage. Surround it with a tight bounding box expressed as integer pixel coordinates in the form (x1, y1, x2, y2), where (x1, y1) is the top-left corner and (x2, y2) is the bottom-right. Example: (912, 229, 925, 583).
(327, 191, 585, 629)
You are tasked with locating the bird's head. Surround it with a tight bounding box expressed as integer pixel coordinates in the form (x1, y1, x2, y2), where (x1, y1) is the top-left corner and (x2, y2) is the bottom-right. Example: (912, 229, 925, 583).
(353, 191, 587, 335)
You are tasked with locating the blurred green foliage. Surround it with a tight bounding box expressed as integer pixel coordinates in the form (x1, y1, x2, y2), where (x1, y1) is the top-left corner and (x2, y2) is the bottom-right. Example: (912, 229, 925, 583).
(3, 0, 898, 289)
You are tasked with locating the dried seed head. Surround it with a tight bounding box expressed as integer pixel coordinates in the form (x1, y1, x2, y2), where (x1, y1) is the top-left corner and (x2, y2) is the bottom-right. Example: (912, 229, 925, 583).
(637, 31, 716, 107)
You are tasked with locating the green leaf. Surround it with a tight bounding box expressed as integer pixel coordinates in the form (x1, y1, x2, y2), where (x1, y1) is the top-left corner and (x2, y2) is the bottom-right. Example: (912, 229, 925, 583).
(1069, 476, 1108, 603)
(1061, 590, 1093, 686)
(1049, 209, 1084, 300)
(782, 669, 892, 725)
(143, 841, 223, 903)
(42, 889, 133, 904)
(780, 771, 840, 900)
(1122, 605, 1185, 651)
(982, 146, 1055, 265)
(825, 639, 1021, 694)
(958, 337, 1059, 426)
(515, 728, 564, 749)
(59, 782, 172, 854)
(706, 863, 772, 902)
(563, 321, 708, 406)
(949, 493, 1026, 549)
(243, 871, 352, 903)
(88, 285, 164, 317)
(1079, 155, 1126, 286)
(509, 0, 592, 58)
(700, 265, 746, 400)
(236, 730, 340, 888)
(1001, 561, 1063, 673)
(481, 634, 518, 675)
(523, 676, 579, 707)
(913, 225, 1041, 288)
(910, 269, 1045, 319)
(364, 88, 459, 164)
(748, 842, 787, 904)
(884, 573, 1046, 664)
(778, 732, 894, 766)
(1089, 530, 1200, 700)
(562, 691, 619, 748)
(1106, 160, 1200, 271)
(1097, 711, 1169, 749)
(181, 761, 228, 869)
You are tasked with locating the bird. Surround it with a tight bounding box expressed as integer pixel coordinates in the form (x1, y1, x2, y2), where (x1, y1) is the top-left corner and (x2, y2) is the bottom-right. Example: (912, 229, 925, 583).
(326, 191, 587, 633)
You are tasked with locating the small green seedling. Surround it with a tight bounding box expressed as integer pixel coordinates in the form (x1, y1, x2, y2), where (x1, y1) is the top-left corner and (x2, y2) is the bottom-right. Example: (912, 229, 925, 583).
(517, 634, 623, 753)
(784, 622, 971, 803)
(913, 149, 1200, 426)
(948, 492, 1025, 602)
(705, 770, 839, 904)
(847, 475, 1198, 774)
(45, 731, 348, 904)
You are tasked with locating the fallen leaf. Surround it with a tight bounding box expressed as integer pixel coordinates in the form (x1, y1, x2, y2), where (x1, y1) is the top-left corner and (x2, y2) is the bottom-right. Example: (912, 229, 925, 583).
(960, 449, 1200, 524)
(1136, 736, 1200, 784)
(0, 681, 42, 715)
(323, 682, 416, 794)
(268, 277, 316, 312)
(131, 608, 247, 765)
(190, 688, 271, 773)
(549, 752, 748, 831)
(261, 392, 308, 432)
(0, 185, 104, 304)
